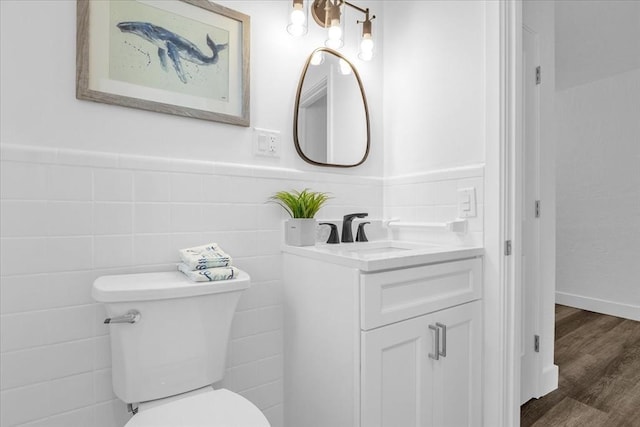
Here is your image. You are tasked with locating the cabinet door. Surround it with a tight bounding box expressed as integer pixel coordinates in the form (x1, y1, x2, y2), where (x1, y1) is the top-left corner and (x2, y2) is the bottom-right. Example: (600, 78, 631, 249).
(361, 314, 437, 427)
(361, 301, 482, 427)
(432, 300, 482, 427)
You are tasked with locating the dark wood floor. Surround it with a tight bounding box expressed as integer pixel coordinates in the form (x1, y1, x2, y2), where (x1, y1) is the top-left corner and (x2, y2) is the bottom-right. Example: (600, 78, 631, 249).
(521, 305, 640, 427)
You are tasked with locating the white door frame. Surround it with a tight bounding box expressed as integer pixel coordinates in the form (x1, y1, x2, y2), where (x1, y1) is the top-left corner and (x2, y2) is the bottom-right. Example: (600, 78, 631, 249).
(503, 0, 522, 424)
(483, 0, 522, 426)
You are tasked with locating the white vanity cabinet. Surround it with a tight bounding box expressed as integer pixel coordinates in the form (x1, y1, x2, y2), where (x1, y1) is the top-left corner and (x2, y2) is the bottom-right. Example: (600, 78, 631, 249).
(283, 245, 483, 427)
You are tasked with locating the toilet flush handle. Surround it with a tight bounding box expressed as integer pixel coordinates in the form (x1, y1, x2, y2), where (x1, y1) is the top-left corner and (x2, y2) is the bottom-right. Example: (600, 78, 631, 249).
(104, 309, 141, 324)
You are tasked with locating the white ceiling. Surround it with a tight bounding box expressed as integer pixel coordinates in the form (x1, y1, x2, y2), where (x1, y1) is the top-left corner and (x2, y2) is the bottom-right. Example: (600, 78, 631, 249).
(555, 0, 640, 90)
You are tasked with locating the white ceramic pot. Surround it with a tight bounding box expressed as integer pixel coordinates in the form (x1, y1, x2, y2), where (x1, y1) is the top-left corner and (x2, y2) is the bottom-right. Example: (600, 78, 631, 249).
(285, 218, 317, 246)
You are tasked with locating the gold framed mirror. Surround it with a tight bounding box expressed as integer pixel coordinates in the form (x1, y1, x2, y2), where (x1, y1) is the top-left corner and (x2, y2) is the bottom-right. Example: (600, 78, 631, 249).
(293, 48, 370, 168)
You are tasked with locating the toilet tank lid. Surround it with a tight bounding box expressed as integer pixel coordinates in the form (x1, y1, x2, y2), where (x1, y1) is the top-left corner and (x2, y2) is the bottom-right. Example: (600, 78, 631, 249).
(92, 270, 250, 303)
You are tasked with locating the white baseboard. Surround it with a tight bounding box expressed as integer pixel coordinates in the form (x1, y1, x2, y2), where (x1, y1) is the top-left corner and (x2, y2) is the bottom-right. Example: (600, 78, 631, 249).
(556, 291, 640, 321)
(537, 364, 558, 398)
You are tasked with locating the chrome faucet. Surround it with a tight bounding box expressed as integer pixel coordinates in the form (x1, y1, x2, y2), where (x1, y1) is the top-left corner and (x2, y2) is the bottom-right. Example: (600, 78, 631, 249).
(341, 213, 368, 243)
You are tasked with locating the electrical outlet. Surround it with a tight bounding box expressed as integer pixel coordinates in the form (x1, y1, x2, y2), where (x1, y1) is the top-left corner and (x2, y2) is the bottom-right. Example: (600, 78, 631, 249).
(253, 128, 280, 158)
(267, 134, 278, 154)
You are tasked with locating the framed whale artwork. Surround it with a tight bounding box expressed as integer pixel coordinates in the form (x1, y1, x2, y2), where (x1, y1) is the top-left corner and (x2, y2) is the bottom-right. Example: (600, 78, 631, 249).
(76, 0, 250, 126)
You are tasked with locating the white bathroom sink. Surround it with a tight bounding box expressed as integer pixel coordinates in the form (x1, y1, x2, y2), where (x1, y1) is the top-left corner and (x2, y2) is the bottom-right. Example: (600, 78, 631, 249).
(283, 240, 483, 272)
(346, 246, 410, 256)
(321, 240, 434, 257)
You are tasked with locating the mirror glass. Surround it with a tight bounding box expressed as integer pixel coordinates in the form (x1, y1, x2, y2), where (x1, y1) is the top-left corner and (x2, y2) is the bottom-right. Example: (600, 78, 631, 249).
(294, 48, 370, 167)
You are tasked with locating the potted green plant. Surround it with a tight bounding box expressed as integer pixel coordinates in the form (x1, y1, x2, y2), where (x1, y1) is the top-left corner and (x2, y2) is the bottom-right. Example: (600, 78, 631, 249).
(269, 189, 331, 246)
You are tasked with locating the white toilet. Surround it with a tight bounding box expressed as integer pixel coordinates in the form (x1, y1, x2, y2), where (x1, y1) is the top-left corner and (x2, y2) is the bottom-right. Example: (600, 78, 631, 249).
(92, 269, 270, 427)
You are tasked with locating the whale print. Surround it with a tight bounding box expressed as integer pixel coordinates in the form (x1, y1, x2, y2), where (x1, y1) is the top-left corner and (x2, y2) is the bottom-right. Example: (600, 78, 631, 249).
(116, 21, 227, 84)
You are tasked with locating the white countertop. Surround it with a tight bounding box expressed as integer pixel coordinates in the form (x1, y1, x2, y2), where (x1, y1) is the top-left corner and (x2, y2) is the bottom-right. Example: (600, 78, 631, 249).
(282, 240, 484, 272)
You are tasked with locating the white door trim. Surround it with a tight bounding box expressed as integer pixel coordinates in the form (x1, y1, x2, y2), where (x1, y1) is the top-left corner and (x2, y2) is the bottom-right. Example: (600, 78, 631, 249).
(503, 1, 522, 425)
(483, 0, 522, 426)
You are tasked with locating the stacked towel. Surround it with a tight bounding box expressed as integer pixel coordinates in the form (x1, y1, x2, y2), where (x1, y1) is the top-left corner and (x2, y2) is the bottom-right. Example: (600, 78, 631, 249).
(177, 243, 237, 282)
(178, 262, 239, 282)
(179, 243, 232, 270)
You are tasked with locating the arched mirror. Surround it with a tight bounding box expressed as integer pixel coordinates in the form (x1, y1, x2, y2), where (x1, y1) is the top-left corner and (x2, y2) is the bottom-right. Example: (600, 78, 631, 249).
(294, 48, 370, 167)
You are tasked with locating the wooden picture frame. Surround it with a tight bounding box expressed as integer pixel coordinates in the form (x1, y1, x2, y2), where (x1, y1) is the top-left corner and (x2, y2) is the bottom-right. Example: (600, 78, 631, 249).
(76, 0, 250, 126)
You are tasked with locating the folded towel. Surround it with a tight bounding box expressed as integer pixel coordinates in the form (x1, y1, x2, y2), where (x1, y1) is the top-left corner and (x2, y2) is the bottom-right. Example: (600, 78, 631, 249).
(179, 243, 232, 270)
(178, 263, 239, 282)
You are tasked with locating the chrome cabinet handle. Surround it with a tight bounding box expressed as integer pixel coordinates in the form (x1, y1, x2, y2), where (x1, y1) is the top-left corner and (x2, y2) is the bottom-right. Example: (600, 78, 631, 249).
(436, 322, 447, 357)
(428, 324, 440, 360)
(104, 310, 141, 324)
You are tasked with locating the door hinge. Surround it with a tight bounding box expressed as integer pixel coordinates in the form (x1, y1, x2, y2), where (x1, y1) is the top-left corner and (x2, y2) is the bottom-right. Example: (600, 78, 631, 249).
(535, 200, 541, 218)
(536, 66, 541, 85)
(505, 240, 512, 256)
(534, 335, 540, 352)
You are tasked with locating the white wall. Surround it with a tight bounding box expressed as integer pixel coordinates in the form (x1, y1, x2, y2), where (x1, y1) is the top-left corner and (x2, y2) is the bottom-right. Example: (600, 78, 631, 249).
(554, 0, 640, 321)
(381, 1, 487, 248)
(555, 0, 640, 91)
(0, 0, 383, 176)
(382, 0, 486, 176)
(0, 1, 384, 426)
(555, 68, 640, 320)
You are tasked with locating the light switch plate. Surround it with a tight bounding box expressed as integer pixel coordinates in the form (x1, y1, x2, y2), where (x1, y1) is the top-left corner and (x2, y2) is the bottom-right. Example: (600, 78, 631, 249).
(458, 187, 477, 218)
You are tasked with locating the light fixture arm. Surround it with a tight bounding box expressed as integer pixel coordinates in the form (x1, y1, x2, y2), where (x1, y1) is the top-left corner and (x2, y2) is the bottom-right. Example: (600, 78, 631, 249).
(294, 0, 377, 60)
(344, 1, 368, 16)
(311, 0, 374, 29)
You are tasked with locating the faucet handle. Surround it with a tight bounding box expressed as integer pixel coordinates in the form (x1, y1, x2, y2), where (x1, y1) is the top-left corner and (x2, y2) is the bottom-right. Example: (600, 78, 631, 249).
(356, 222, 370, 242)
(343, 212, 368, 221)
(319, 223, 340, 244)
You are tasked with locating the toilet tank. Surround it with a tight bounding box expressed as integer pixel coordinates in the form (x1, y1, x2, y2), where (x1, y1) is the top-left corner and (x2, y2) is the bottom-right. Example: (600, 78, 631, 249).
(92, 270, 250, 404)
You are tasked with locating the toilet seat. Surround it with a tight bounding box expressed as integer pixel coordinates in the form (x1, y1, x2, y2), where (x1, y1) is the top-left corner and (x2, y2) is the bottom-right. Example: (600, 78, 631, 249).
(125, 389, 270, 427)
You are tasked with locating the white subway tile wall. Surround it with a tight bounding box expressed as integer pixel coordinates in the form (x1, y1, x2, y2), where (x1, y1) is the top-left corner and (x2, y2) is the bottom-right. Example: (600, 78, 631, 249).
(0, 145, 383, 427)
(0, 145, 483, 427)
(383, 165, 485, 247)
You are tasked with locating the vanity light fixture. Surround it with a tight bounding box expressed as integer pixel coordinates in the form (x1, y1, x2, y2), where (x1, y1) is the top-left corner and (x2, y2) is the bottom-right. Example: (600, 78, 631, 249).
(287, 0, 308, 36)
(324, 0, 345, 49)
(357, 9, 374, 61)
(287, 0, 376, 61)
